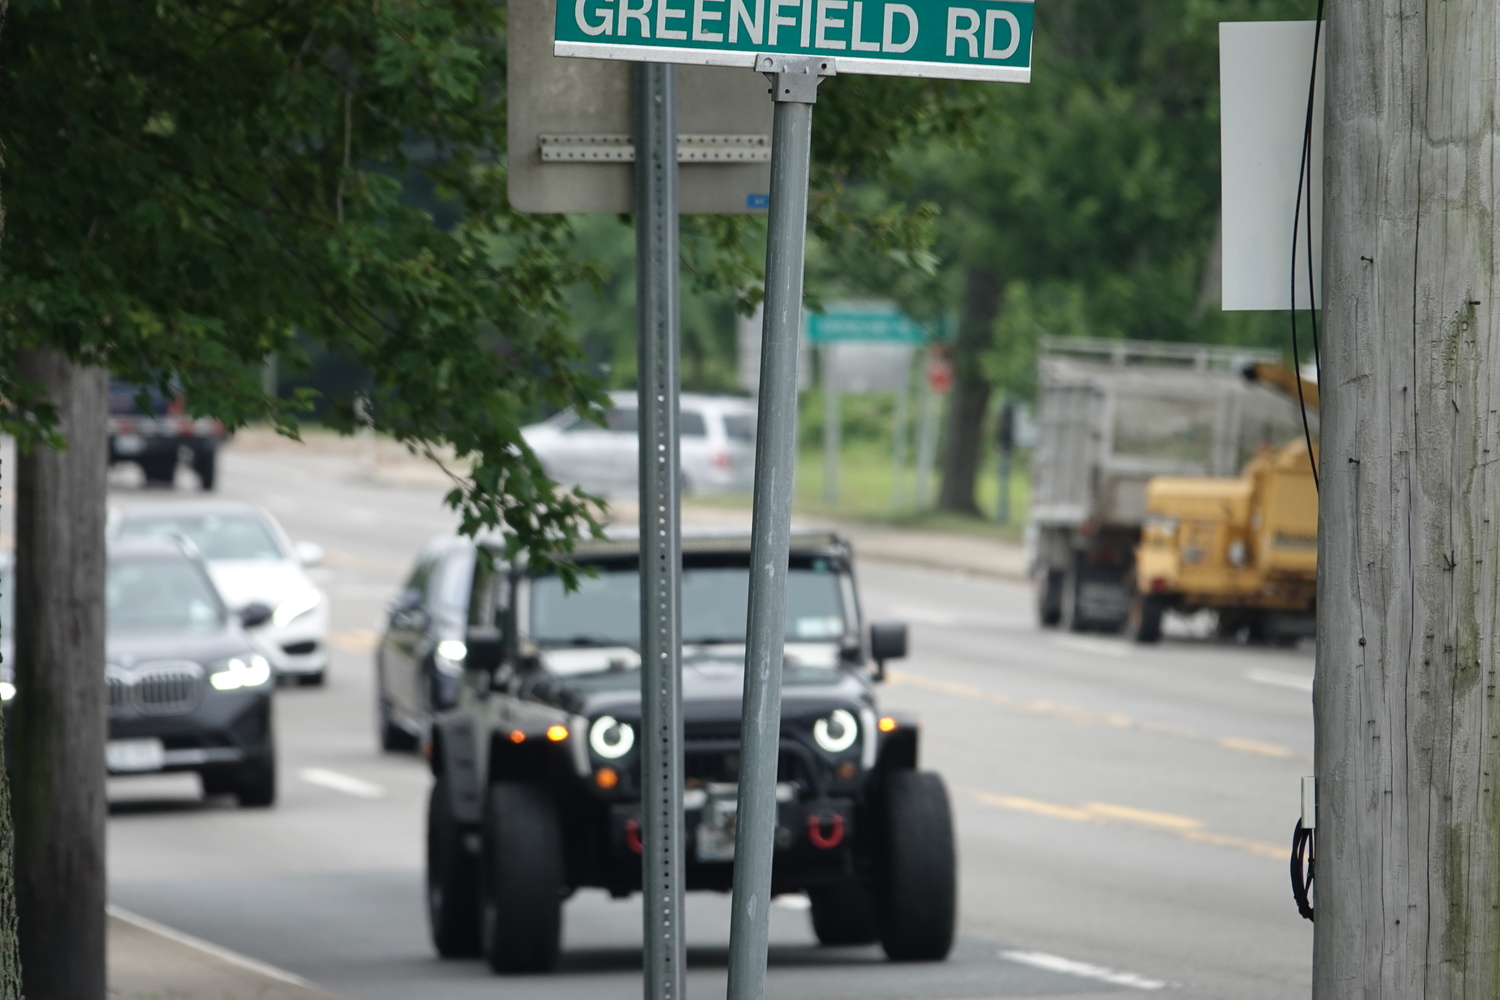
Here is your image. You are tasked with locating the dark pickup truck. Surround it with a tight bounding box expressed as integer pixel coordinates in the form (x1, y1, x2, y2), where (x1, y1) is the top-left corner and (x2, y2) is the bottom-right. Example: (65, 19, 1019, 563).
(424, 529, 956, 973)
(109, 379, 225, 490)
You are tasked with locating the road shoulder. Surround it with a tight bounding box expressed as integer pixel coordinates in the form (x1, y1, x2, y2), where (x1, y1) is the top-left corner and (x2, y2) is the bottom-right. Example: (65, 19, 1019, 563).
(109, 906, 343, 1000)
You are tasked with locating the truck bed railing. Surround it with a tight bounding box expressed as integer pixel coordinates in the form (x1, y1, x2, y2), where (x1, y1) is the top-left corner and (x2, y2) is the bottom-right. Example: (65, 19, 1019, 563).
(1039, 336, 1281, 371)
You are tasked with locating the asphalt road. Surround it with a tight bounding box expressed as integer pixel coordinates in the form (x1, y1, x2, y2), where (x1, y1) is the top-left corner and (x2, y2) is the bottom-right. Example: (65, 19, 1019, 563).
(97, 444, 1316, 1000)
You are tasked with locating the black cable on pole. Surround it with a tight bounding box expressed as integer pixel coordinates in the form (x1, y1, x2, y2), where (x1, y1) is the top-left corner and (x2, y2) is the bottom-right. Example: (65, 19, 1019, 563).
(1290, 820, 1315, 921)
(1289, 0, 1325, 490)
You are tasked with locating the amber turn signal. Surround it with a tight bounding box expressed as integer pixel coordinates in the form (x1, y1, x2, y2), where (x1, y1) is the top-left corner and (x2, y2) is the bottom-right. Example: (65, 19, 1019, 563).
(595, 767, 619, 790)
(878, 716, 898, 732)
(546, 724, 569, 742)
(509, 729, 526, 744)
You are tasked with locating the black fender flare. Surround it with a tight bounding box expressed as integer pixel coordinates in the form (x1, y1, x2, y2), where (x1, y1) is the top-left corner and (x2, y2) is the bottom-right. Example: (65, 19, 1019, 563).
(430, 711, 484, 826)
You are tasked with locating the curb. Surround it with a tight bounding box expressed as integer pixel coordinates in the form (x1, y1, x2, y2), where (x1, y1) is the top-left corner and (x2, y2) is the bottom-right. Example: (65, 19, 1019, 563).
(109, 906, 342, 1000)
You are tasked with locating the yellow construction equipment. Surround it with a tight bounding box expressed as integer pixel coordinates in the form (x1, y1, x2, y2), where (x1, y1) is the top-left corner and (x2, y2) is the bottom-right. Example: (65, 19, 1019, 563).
(1128, 364, 1319, 644)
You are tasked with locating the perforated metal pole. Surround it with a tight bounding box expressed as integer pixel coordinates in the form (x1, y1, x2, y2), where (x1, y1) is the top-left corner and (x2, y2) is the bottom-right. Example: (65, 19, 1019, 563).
(635, 60, 685, 1000)
(726, 54, 829, 1000)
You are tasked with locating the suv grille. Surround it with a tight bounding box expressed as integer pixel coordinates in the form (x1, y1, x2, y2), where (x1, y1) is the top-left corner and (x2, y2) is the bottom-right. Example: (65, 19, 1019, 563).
(107, 662, 205, 717)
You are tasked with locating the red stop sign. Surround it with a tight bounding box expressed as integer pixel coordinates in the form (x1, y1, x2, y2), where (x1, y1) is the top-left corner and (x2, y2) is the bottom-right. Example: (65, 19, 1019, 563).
(926, 356, 954, 394)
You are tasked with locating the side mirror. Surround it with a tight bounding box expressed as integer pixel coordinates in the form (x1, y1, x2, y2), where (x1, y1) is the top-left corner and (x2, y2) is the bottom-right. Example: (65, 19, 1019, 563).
(463, 626, 506, 675)
(868, 620, 909, 682)
(294, 541, 325, 567)
(240, 602, 274, 629)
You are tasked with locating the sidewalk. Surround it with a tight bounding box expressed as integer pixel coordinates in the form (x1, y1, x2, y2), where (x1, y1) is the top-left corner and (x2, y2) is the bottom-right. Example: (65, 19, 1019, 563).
(109, 907, 342, 1000)
(226, 428, 1028, 582)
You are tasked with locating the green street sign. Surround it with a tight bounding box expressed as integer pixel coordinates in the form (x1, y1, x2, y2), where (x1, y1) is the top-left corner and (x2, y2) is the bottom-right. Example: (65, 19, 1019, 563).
(805, 302, 944, 343)
(555, 0, 1034, 83)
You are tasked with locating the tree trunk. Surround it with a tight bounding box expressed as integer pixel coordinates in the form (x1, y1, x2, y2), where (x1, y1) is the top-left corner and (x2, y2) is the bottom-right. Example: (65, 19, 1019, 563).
(1315, 1, 1500, 996)
(0, 2, 25, 992)
(0, 464, 21, 1000)
(14, 349, 108, 1000)
(936, 266, 1002, 515)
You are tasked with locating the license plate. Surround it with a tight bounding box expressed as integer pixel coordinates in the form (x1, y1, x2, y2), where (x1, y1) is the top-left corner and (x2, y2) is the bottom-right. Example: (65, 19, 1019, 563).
(113, 434, 146, 456)
(107, 738, 165, 773)
(695, 796, 738, 863)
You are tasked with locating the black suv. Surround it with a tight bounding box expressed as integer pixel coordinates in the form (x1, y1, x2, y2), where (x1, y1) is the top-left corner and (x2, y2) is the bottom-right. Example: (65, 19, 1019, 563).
(1, 539, 278, 806)
(425, 530, 955, 973)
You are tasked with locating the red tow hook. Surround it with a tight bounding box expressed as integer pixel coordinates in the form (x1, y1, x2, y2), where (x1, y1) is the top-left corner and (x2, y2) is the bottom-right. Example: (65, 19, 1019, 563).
(625, 819, 644, 855)
(807, 812, 844, 850)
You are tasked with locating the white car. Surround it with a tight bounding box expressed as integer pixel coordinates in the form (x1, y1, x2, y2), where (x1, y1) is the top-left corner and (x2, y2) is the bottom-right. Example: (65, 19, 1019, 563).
(109, 501, 330, 685)
(522, 392, 757, 498)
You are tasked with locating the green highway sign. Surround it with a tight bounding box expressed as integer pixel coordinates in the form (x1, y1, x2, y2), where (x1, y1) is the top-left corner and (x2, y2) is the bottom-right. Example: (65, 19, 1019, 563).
(555, 0, 1033, 83)
(806, 302, 945, 343)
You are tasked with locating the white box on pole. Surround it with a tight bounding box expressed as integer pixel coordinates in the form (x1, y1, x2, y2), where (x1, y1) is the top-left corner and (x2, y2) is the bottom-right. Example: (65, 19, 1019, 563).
(1220, 20, 1324, 311)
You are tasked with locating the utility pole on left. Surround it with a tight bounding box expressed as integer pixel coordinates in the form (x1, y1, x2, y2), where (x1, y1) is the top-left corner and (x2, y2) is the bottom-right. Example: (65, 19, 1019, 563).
(14, 348, 109, 999)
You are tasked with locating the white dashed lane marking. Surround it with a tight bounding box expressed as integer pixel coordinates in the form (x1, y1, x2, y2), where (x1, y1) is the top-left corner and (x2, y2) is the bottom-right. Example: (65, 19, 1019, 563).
(1001, 950, 1167, 990)
(1246, 668, 1314, 692)
(299, 768, 385, 799)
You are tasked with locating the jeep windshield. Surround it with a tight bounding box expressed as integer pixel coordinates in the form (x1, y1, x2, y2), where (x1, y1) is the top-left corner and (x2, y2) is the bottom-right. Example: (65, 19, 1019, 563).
(529, 553, 847, 650)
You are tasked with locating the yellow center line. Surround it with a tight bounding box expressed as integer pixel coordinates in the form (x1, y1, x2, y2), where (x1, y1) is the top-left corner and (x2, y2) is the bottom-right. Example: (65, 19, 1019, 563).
(323, 549, 408, 576)
(327, 629, 380, 653)
(956, 785, 1284, 859)
(886, 667, 1306, 762)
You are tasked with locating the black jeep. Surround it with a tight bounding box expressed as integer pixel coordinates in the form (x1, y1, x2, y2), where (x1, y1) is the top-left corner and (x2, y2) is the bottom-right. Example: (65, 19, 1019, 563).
(424, 530, 956, 972)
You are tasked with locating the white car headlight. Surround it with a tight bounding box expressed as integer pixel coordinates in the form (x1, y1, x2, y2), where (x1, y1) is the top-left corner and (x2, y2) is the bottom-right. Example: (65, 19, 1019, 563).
(813, 709, 859, 754)
(211, 654, 274, 691)
(272, 591, 322, 628)
(0, 681, 14, 702)
(589, 716, 636, 760)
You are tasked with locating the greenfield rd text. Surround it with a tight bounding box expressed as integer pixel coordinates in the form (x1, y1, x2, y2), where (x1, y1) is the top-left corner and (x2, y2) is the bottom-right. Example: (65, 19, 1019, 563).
(555, 0, 1034, 83)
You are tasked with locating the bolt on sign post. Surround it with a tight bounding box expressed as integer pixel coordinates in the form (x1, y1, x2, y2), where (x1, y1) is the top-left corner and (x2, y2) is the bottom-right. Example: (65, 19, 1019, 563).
(552, 6, 1033, 1000)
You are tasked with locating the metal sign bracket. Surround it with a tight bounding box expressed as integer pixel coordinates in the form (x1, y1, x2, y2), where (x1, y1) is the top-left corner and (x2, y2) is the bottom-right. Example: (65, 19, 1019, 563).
(757, 55, 837, 104)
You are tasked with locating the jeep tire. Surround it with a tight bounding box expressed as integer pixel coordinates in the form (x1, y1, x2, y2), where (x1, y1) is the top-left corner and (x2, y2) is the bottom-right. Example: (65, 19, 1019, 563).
(427, 775, 482, 957)
(809, 881, 879, 946)
(877, 770, 956, 961)
(481, 782, 565, 973)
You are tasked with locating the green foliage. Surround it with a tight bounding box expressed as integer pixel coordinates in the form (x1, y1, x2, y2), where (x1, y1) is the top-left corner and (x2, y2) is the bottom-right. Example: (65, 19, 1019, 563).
(819, 0, 1312, 399)
(0, 0, 613, 572)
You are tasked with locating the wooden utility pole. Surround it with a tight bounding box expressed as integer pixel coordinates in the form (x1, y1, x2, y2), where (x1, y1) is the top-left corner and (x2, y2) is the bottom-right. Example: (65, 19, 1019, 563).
(14, 349, 109, 999)
(1315, 1, 1500, 996)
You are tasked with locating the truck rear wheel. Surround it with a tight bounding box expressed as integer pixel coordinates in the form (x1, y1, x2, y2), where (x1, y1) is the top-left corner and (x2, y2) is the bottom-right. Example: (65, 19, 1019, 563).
(481, 783, 565, 973)
(1059, 566, 1088, 632)
(140, 454, 177, 486)
(809, 881, 879, 946)
(427, 775, 482, 957)
(193, 449, 217, 491)
(877, 770, 956, 961)
(1035, 570, 1063, 628)
(1129, 593, 1165, 644)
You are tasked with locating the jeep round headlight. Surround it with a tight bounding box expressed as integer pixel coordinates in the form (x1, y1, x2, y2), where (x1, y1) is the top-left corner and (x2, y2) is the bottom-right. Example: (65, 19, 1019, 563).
(813, 709, 859, 754)
(589, 715, 635, 760)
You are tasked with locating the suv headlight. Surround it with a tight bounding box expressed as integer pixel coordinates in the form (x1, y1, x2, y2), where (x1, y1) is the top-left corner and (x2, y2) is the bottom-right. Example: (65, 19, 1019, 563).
(813, 709, 859, 754)
(589, 716, 635, 759)
(210, 654, 273, 691)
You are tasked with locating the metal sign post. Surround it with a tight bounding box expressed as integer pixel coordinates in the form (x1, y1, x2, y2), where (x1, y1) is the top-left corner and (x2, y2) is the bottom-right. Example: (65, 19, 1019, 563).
(726, 54, 826, 1000)
(550, 6, 1034, 998)
(635, 63, 686, 1000)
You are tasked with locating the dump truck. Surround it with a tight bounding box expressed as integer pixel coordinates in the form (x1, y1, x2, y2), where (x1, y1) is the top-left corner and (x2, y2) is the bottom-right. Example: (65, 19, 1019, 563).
(1127, 365, 1319, 644)
(1028, 338, 1307, 632)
